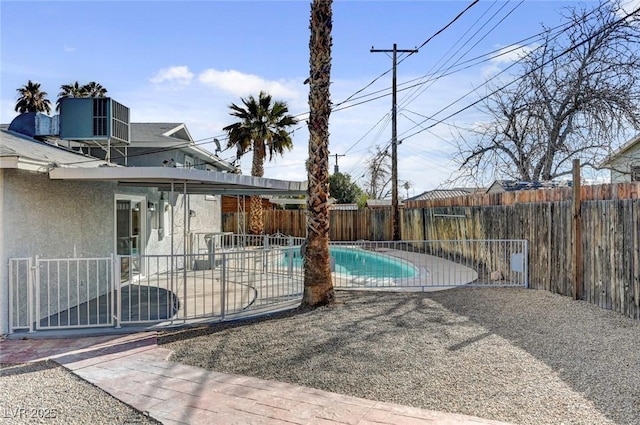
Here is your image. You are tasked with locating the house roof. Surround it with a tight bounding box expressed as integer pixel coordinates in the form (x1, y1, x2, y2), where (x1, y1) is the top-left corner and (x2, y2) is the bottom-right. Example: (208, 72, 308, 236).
(600, 133, 640, 167)
(130, 123, 191, 145)
(1, 127, 306, 196)
(129, 123, 236, 172)
(331, 203, 358, 210)
(486, 180, 571, 193)
(0, 129, 110, 172)
(405, 189, 475, 202)
(49, 166, 307, 196)
(366, 199, 405, 207)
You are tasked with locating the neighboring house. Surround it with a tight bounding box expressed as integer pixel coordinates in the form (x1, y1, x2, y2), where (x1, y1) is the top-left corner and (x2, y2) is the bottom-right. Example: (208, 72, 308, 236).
(0, 99, 306, 335)
(486, 180, 571, 194)
(105, 122, 236, 172)
(405, 188, 477, 202)
(366, 199, 404, 209)
(330, 203, 358, 211)
(600, 133, 640, 182)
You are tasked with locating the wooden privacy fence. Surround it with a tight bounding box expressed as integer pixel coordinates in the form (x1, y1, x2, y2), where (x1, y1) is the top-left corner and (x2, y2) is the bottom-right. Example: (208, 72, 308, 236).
(401, 200, 640, 322)
(405, 181, 640, 208)
(221, 181, 640, 321)
(223, 209, 393, 241)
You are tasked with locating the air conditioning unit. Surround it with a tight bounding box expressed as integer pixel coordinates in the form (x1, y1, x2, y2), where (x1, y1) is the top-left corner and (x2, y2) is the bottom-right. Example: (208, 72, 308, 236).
(59, 97, 130, 144)
(8, 112, 59, 137)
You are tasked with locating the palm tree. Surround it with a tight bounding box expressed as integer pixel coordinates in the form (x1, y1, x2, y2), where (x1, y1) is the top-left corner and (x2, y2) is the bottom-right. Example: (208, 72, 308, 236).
(56, 81, 86, 111)
(223, 91, 297, 234)
(56, 81, 108, 111)
(15, 80, 52, 114)
(83, 81, 107, 97)
(302, 0, 335, 306)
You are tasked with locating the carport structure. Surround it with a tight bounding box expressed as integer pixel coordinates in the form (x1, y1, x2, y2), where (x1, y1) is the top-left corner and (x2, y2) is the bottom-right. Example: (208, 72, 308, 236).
(18, 167, 308, 331)
(49, 166, 307, 196)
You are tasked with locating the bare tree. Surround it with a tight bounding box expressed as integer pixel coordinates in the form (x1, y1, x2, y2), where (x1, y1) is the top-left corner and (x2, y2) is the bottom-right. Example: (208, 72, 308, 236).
(362, 146, 392, 199)
(457, 1, 640, 183)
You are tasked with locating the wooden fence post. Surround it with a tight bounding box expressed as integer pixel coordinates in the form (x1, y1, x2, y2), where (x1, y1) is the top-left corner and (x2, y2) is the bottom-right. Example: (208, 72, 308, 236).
(572, 159, 582, 300)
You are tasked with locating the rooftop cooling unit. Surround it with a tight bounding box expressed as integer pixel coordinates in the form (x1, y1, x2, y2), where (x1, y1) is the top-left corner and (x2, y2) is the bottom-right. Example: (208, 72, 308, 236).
(8, 112, 59, 137)
(59, 97, 130, 144)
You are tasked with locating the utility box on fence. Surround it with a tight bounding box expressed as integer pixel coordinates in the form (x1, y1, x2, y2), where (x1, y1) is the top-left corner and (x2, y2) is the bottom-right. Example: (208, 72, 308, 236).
(510, 253, 524, 273)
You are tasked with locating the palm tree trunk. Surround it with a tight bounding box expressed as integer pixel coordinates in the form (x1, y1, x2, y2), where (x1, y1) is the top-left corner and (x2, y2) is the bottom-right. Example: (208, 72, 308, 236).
(303, 0, 335, 306)
(250, 139, 266, 235)
(249, 195, 263, 235)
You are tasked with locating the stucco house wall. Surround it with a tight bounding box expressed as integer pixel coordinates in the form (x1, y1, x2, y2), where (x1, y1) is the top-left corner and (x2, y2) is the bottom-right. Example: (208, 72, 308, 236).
(1, 169, 114, 333)
(0, 168, 222, 334)
(1, 117, 233, 335)
(3, 169, 115, 259)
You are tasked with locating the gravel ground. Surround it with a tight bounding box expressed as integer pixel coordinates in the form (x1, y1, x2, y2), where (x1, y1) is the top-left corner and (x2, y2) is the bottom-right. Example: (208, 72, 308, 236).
(162, 288, 640, 425)
(0, 361, 160, 425)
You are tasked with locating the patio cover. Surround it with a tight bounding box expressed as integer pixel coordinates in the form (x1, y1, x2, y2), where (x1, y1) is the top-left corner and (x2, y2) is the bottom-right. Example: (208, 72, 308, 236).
(48, 166, 307, 196)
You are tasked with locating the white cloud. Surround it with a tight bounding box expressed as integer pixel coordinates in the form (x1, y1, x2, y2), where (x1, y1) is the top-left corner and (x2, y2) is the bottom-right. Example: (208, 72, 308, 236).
(198, 69, 301, 100)
(150, 66, 194, 85)
(107, 68, 488, 194)
(481, 44, 533, 78)
(63, 45, 76, 53)
(490, 45, 532, 64)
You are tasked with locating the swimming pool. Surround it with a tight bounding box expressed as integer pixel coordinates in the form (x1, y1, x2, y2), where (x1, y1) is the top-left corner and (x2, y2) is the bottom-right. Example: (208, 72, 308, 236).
(284, 246, 417, 279)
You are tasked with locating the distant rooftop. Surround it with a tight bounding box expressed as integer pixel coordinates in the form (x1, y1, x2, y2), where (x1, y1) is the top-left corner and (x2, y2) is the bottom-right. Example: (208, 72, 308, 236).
(130, 123, 192, 145)
(486, 180, 571, 193)
(405, 188, 476, 202)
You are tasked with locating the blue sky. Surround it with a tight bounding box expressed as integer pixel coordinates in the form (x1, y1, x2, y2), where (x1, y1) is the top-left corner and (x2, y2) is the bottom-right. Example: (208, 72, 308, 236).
(3, 0, 631, 195)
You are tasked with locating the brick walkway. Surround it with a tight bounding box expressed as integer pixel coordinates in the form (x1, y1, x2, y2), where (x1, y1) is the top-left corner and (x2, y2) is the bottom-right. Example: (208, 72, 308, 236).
(1, 333, 512, 425)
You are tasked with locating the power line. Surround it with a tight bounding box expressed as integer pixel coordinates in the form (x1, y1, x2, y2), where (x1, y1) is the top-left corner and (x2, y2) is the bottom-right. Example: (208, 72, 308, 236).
(342, 2, 618, 183)
(57, 2, 575, 167)
(336, 1, 607, 118)
(398, 4, 640, 143)
(58, 1, 614, 171)
(397, 0, 505, 108)
(333, 0, 480, 110)
(399, 1, 524, 111)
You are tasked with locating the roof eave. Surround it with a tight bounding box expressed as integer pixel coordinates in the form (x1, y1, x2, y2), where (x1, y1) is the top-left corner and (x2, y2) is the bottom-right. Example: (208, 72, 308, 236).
(601, 134, 640, 167)
(0, 156, 55, 173)
(48, 166, 307, 196)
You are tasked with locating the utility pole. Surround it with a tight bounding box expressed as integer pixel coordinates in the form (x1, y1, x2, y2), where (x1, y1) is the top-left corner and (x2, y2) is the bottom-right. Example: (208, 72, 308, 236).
(333, 153, 345, 174)
(371, 43, 418, 241)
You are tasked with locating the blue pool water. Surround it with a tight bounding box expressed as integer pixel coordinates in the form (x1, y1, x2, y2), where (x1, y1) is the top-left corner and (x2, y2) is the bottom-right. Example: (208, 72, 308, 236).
(285, 246, 417, 279)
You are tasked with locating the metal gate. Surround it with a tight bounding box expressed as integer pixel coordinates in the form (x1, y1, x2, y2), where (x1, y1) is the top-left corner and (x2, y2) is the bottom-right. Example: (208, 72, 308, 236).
(8, 256, 115, 333)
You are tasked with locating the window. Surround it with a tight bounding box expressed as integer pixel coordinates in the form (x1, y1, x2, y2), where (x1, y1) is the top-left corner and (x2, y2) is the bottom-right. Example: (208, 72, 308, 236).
(184, 155, 194, 169)
(631, 165, 640, 182)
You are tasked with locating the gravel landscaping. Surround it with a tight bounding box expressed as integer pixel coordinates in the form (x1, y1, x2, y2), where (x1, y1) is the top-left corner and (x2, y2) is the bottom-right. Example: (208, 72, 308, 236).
(0, 361, 160, 425)
(162, 288, 640, 425)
